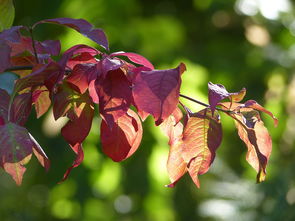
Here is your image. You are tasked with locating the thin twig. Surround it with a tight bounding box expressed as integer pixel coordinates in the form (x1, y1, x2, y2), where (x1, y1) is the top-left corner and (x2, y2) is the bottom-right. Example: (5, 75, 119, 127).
(179, 93, 235, 114)
(29, 27, 40, 64)
(5, 65, 33, 72)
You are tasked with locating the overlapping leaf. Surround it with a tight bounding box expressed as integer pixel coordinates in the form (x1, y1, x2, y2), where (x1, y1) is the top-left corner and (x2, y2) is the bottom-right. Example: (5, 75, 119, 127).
(133, 63, 186, 125)
(98, 68, 132, 127)
(0, 123, 49, 185)
(101, 109, 143, 162)
(35, 18, 109, 50)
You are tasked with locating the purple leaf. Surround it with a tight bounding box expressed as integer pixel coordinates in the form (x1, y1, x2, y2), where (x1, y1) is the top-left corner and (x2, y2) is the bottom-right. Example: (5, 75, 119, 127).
(36, 18, 109, 50)
(208, 82, 230, 113)
(0, 40, 12, 72)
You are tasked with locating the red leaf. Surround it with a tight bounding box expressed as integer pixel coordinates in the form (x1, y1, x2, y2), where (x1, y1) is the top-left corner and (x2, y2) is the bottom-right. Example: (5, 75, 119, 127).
(99, 68, 132, 127)
(61, 102, 94, 146)
(11, 92, 32, 126)
(60, 44, 99, 69)
(111, 51, 154, 70)
(66, 63, 95, 94)
(0, 123, 34, 185)
(36, 18, 109, 50)
(59, 143, 84, 183)
(182, 109, 222, 188)
(230, 88, 247, 103)
(100, 109, 143, 162)
(133, 63, 186, 125)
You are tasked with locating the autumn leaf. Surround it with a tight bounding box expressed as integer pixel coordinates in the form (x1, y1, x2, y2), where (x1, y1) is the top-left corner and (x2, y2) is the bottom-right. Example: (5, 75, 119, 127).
(111, 51, 154, 70)
(133, 63, 186, 125)
(100, 109, 143, 162)
(32, 86, 51, 118)
(0, 123, 49, 185)
(98, 68, 132, 127)
(182, 109, 222, 187)
(36, 18, 109, 50)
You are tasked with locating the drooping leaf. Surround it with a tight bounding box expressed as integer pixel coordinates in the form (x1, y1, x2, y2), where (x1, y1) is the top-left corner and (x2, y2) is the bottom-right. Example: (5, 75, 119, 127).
(182, 109, 222, 188)
(60, 143, 84, 183)
(242, 100, 278, 127)
(0, 0, 15, 32)
(99, 68, 132, 127)
(111, 51, 154, 70)
(0, 123, 34, 185)
(36, 18, 109, 50)
(61, 101, 94, 146)
(100, 109, 143, 162)
(133, 63, 186, 125)
(229, 110, 272, 183)
(162, 108, 186, 187)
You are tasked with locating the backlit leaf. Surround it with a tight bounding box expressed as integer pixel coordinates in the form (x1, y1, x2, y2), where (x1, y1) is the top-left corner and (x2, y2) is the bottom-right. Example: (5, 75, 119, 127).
(133, 63, 186, 125)
(32, 86, 51, 118)
(10, 92, 32, 126)
(111, 51, 154, 70)
(101, 109, 143, 162)
(36, 18, 109, 50)
(182, 109, 222, 187)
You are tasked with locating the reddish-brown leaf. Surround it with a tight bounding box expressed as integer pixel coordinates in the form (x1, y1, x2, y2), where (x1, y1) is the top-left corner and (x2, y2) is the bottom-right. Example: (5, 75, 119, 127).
(242, 100, 278, 127)
(132, 63, 186, 125)
(182, 109, 222, 187)
(29, 133, 50, 171)
(232, 111, 272, 183)
(100, 109, 143, 162)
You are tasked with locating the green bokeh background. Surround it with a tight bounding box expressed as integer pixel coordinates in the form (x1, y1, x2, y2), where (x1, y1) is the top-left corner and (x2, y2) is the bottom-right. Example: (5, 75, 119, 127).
(1, 0, 295, 220)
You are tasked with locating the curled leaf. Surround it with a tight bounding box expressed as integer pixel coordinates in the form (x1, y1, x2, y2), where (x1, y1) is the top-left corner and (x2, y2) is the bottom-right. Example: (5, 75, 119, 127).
(101, 109, 143, 162)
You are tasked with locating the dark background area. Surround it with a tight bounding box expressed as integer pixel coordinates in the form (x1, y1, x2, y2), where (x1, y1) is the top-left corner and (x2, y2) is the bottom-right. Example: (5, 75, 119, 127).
(1, 0, 295, 220)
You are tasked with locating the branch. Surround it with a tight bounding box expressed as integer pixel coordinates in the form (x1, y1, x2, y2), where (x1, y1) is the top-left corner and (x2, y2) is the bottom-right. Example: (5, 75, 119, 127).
(4, 66, 33, 72)
(179, 93, 234, 114)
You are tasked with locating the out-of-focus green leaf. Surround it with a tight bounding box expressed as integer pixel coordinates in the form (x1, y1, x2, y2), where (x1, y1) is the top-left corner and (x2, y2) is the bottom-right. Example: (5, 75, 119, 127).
(0, 0, 15, 31)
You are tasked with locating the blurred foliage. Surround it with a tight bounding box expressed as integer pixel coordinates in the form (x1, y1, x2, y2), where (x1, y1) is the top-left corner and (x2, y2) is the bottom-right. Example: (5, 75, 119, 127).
(1, 0, 295, 220)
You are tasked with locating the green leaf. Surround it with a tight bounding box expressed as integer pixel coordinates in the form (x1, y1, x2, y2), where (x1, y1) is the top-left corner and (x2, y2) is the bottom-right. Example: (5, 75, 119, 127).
(0, 0, 15, 32)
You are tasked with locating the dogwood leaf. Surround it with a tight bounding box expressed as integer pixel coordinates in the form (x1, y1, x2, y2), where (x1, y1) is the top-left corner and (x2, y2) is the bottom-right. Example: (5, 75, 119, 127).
(100, 109, 143, 162)
(133, 63, 186, 125)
